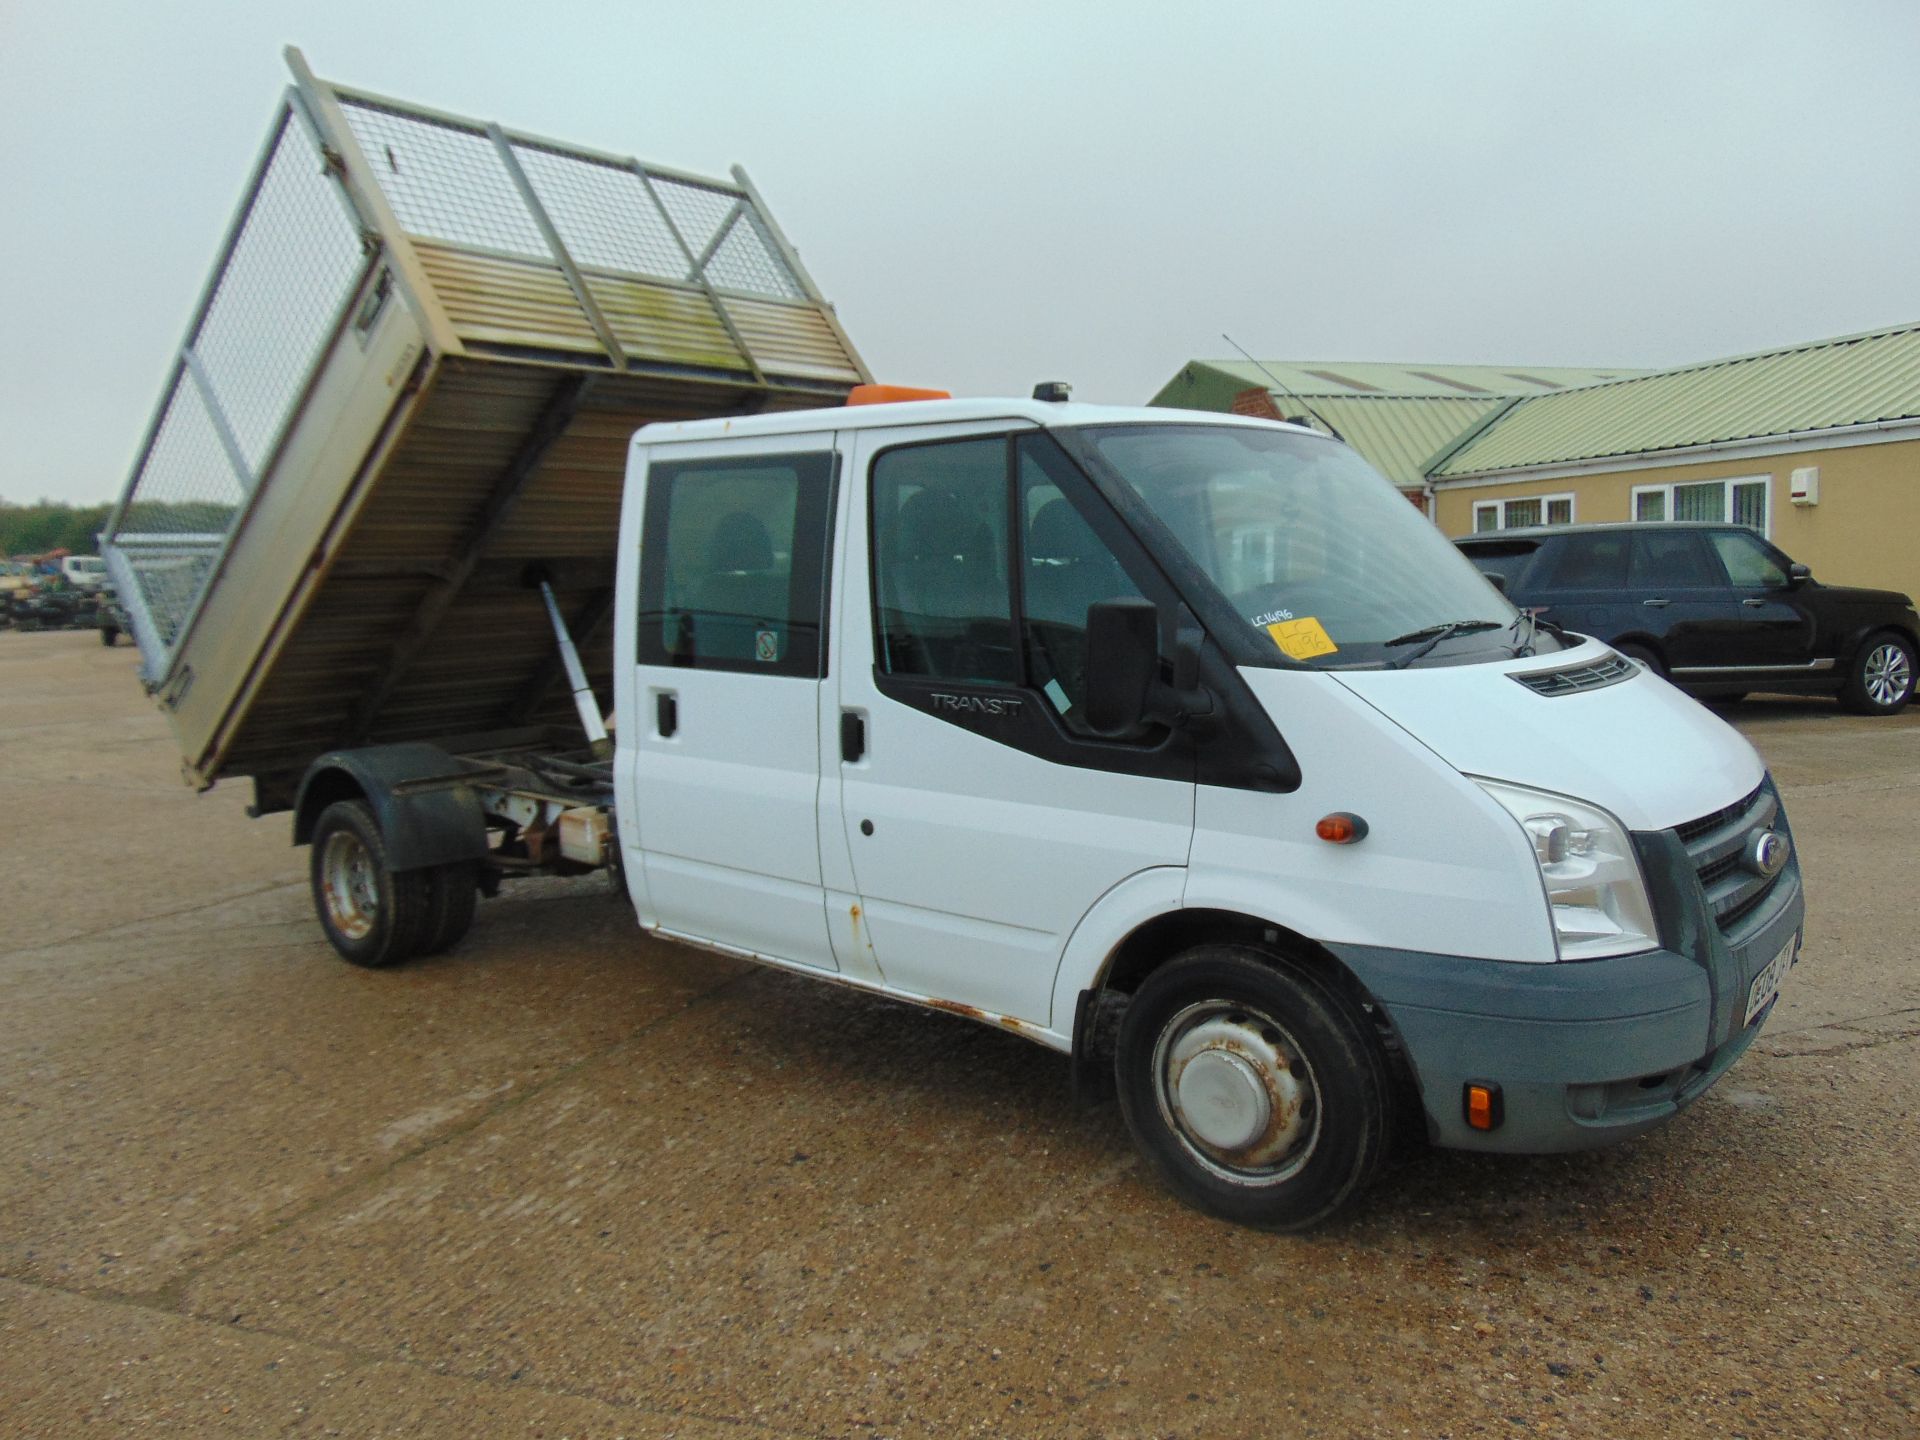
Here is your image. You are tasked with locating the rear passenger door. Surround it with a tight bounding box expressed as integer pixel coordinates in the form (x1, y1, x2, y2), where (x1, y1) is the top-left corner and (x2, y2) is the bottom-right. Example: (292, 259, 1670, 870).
(828, 423, 1195, 1028)
(1525, 532, 1632, 643)
(622, 434, 841, 971)
(1630, 529, 1734, 674)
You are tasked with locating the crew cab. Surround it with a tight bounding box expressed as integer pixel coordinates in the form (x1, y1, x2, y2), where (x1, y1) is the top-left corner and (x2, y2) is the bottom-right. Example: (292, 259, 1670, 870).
(1456, 522, 1918, 714)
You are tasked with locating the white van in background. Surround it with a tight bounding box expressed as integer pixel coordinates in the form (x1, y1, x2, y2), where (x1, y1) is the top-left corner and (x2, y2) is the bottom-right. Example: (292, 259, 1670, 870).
(61, 555, 108, 592)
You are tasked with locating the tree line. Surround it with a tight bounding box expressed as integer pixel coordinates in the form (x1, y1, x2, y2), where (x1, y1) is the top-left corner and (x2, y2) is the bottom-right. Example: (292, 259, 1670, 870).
(0, 501, 114, 558)
(1, 500, 236, 558)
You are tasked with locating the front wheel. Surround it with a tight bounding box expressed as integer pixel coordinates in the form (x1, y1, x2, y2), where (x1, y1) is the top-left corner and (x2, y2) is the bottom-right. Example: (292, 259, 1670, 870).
(1114, 946, 1391, 1230)
(1840, 631, 1915, 715)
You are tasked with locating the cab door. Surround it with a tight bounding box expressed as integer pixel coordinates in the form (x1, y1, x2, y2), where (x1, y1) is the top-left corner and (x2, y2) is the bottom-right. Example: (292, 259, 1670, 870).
(619, 434, 840, 970)
(830, 422, 1196, 1027)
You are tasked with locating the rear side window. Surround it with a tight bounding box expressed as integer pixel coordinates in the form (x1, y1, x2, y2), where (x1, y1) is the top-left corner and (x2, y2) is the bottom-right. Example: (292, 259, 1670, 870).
(1458, 540, 1539, 587)
(636, 451, 835, 677)
(1536, 533, 1629, 590)
(1630, 530, 1718, 589)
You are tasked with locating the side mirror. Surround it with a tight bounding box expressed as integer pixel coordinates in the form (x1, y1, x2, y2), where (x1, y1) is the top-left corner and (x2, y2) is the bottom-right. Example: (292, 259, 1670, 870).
(1085, 598, 1160, 738)
(1788, 562, 1812, 586)
(1084, 598, 1212, 740)
(1482, 570, 1509, 594)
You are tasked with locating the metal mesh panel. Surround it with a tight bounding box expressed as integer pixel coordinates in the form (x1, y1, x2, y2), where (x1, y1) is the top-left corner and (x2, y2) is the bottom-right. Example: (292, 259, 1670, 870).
(192, 116, 368, 473)
(111, 381, 242, 648)
(703, 209, 805, 299)
(653, 178, 743, 260)
(339, 99, 549, 258)
(512, 142, 690, 280)
(106, 104, 369, 670)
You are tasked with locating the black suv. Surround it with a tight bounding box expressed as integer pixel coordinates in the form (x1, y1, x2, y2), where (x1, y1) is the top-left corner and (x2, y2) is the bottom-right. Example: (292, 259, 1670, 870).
(1456, 522, 1919, 715)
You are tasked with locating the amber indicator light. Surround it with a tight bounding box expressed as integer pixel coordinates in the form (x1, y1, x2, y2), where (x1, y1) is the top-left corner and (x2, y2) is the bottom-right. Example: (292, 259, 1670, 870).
(846, 384, 952, 406)
(1315, 812, 1369, 844)
(1464, 1082, 1504, 1131)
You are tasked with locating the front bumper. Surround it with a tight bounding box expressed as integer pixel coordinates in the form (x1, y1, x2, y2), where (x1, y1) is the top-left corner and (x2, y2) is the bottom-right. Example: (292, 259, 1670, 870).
(1333, 790, 1804, 1154)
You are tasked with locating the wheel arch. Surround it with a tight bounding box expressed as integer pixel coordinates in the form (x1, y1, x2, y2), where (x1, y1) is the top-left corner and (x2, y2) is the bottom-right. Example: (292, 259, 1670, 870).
(292, 743, 488, 872)
(1842, 620, 1919, 667)
(1064, 899, 1415, 1108)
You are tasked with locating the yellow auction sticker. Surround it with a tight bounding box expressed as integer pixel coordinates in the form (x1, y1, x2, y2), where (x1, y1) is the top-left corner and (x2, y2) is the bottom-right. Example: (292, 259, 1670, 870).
(1265, 616, 1338, 661)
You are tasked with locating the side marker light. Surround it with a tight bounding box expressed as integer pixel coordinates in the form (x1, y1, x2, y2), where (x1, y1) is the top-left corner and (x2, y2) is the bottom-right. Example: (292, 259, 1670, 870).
(1465, 1082, 1504, 1131)
(1315, 812, 1368, 844)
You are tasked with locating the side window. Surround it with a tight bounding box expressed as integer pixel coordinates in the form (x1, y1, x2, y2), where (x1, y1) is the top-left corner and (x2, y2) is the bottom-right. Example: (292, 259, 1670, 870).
(1538, 533, 1628, 590)
(871, 437, 1016, 684)
(1458, 540, 1539, 588)
(635, 452, 834, 677)
(1707, 530, 1788, 589)
(1018, 436, 1146, 731)
(1630, 530, 1717, 590)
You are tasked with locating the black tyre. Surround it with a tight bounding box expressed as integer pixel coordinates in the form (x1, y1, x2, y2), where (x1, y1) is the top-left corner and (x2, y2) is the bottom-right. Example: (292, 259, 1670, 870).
(1840, 631, 1915, 715)
(309, 799, 433, 967)
(419, 861, 480, 956)
(1114, 945, 1391, 1231)
(99, 625, 118, 647)
(1616, 641, 1665, 677)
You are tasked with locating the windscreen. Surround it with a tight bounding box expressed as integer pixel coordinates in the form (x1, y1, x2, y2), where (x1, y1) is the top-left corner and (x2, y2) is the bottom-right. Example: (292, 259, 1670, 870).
(1081, 423, 1519, 667)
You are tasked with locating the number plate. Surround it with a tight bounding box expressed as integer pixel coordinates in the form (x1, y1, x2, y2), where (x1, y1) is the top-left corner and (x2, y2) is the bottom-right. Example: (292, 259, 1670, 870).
(1744, 936, 1796, 1026)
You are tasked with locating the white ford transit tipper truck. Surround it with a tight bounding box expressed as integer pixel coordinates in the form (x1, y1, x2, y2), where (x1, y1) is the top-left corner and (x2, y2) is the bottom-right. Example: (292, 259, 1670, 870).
(102, 56, 1801, 1230)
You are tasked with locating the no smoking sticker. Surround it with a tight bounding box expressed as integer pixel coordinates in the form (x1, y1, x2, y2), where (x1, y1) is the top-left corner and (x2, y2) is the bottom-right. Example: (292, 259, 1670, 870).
(1265, 616, 1337, 661)
(755, 629, 780, 662)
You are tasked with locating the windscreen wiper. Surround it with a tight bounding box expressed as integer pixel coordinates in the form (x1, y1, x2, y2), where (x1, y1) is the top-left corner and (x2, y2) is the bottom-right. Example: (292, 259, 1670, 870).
(1383, 619, 1504, 670)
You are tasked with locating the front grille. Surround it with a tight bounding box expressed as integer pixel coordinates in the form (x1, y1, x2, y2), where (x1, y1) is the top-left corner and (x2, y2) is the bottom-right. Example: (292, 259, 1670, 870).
(1674, 783, 1786, 935)
(1675, 784, 1764, 845)
(1511, 652, 1638, 697)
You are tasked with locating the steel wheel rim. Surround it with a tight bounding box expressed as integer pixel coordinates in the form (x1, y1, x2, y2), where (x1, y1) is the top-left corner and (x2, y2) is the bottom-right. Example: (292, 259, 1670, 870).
(320, 830, 379, 940)
(1151, 999, 1321, 1184)
(1864, 643, 1912, 707)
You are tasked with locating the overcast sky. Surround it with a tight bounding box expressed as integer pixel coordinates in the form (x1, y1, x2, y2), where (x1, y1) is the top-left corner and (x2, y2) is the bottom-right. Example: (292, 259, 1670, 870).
(4, 0, 1918, 506)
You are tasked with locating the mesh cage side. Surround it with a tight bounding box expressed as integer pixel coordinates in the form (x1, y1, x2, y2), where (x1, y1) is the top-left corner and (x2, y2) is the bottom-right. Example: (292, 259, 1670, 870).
(651, 178, 742, 260)
(703, 209, 805, 299)
(105, 106, 369, 673)
(340, 99, 548, 257)
(111, 381, 241, 649)
(512, 142, 690, 280)
(192, 116, 369, 474)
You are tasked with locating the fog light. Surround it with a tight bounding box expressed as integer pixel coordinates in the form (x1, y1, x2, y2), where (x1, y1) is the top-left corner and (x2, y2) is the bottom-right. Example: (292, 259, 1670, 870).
(1464, 1082, 1504, 1131)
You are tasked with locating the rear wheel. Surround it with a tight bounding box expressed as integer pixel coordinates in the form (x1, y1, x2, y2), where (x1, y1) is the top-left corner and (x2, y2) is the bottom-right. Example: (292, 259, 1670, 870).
(1841, 631, 1915, 715)
(419, 861, 480, 956)
(310, 800, 433, 967)
(1114, 945, 1391, 1230)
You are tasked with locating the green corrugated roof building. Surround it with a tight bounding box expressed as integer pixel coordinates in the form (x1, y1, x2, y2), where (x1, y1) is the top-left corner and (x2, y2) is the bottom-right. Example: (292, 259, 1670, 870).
(1151, 322, 1920, 605)
(1150, 360, 1643, 486)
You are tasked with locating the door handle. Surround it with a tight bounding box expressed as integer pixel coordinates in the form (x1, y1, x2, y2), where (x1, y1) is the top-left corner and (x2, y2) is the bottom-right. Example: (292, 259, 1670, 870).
(1742, 598, 1767, 608)
(655, 692, 678, 738)
(840, 710, 866, 763)
(1642, 598, 1671, 608)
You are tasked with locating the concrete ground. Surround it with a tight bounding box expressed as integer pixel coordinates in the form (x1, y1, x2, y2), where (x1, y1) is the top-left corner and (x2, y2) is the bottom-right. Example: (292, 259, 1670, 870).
(1, 628, 1915, 1438)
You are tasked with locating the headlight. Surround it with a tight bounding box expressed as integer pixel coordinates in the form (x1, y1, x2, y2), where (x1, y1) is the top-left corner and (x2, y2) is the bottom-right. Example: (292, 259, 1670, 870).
(1474, 779, 1658, 960)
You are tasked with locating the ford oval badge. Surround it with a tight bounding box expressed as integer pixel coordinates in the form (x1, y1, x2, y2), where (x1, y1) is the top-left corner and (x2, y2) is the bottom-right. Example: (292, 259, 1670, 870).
(1744, 830, 1791, 878)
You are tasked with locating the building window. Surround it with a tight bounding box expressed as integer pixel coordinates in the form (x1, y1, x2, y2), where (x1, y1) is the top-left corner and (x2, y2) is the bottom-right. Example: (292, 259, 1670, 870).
(1473, 494, 1574, 532)
(1632, 475, 1770, 536)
